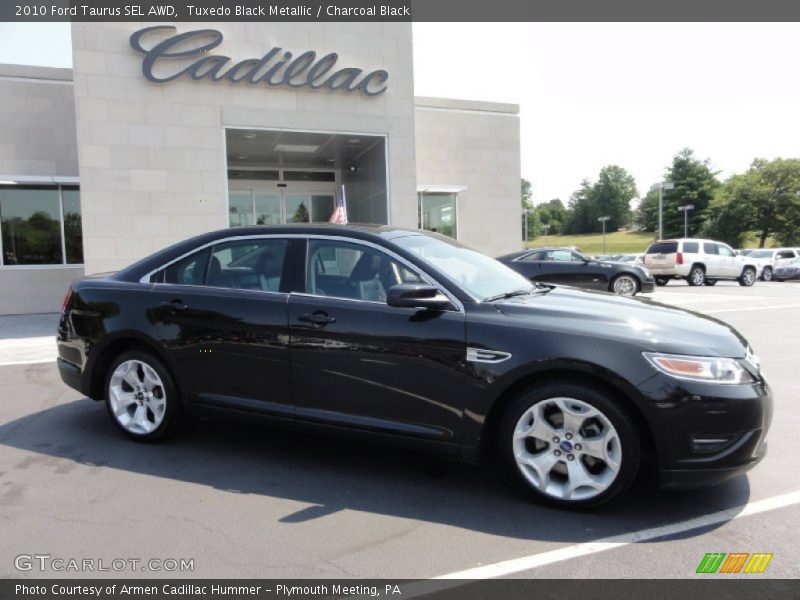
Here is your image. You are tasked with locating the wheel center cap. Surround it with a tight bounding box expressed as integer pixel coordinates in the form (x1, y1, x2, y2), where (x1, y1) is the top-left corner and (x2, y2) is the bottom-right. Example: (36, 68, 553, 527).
(559, 440, 573, 453)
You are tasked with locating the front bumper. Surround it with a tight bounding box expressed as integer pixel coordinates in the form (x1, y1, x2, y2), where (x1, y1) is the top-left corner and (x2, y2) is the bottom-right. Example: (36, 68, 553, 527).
(634, 372, 773, 490)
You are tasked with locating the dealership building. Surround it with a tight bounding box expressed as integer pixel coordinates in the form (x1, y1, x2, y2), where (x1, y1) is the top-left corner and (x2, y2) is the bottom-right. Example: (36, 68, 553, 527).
(0, 22, 521, 315)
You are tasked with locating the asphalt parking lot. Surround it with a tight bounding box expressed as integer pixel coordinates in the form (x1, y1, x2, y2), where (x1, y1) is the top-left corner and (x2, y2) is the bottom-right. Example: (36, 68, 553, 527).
(0, 281, 798, 579)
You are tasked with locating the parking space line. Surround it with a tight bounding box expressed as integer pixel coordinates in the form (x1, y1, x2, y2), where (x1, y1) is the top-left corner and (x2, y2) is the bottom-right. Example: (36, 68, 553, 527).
(704, 303, 800, 314)
(435, 489, 800, 579)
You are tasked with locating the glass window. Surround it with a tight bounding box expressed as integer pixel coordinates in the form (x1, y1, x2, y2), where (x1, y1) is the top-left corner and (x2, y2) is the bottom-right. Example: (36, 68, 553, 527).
(703, 243, 719, 254)
(419, 193, 457, 239)
(718, 245, 734, 257)
(682, 241, 699, 253)
(229, 191, 255, 227)
(646, 242, 678, 254)
(209, 238, 288, 291)
(62, 187, 83, 264)
(227, 169, 279, 181)
(163, 248, 211, 286)
(394, 234, 532, 301)
(0, 186, 65, 265)
(306, 240, 421, 302)
(748, 250, 774, 259)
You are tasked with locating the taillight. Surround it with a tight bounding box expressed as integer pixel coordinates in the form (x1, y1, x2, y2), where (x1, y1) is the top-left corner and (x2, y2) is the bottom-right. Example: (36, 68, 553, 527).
(676, 252, 683, 265)
(61, 288, 73, 313)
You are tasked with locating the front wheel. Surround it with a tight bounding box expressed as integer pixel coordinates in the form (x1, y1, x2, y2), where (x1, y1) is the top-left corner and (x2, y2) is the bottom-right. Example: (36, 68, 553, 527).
(739, 267, 757, 287)
(611, 274, 639, 296)
(105, 350, 181, 441)
(499, 383, 640, 508)
(687, 265, 705, 286)
(761, 267, 773, 282)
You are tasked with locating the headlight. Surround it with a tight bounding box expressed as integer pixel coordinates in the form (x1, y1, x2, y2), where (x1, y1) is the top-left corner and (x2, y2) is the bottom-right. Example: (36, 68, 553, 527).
(643, 352, 755, 384)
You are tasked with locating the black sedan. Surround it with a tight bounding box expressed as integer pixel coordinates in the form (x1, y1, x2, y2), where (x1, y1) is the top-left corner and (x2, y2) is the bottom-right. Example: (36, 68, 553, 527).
(57, 225, 770, 508)
(497, 247, 654, 296)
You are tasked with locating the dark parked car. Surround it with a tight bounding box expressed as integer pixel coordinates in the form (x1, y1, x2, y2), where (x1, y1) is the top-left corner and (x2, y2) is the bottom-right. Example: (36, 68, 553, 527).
(57, 225, 771, 508)
(497, 247, 654, 296)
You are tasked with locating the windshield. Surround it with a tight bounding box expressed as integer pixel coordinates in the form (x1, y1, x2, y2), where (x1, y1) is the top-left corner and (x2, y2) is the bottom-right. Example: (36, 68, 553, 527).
(748, 250, 774, 259)
(394, 234, 533, 300)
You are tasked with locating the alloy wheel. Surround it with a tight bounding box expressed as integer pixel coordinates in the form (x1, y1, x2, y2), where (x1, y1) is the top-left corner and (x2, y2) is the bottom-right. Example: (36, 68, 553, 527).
(689, 267, 705, 286)
(612, 275, 638, 296)
(741, 268, 756, 286)
(108, 359, 167, 435)
(762, 267, 772, 282)
(512, 397, 622, 502)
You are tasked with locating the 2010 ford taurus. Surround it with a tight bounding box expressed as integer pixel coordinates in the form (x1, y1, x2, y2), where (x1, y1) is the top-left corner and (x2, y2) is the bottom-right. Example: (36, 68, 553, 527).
(56, 224, 772, 508)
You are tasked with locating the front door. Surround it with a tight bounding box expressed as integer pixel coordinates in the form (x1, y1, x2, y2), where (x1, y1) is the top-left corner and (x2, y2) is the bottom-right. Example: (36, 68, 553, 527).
(287, 238, 467, 450)
(150, 237, 294, 418)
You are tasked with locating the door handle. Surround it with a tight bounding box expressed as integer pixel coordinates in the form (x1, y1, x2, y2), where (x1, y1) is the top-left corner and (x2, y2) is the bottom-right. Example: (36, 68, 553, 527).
(159, 299, 188, 311)
(298, 313, 336, 326)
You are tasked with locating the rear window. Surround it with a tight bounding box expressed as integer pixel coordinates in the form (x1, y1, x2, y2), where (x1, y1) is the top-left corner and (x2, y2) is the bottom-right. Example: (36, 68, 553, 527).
(646, 242, 678, 254)
(682, 241, 699, 253)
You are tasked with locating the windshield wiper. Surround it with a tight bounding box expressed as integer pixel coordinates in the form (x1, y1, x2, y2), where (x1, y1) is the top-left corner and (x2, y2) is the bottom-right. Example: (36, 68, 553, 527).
(483, 288, 536, 303)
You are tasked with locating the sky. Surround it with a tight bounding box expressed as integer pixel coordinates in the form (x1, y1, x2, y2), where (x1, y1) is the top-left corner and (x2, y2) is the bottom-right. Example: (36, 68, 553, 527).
(2, 22, 799, 206)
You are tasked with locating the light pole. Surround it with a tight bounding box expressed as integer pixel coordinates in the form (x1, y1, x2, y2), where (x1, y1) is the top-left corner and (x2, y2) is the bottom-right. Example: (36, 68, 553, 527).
(597, 216, 610, 254)
(678, 204, 694, 238)
(650, 182, 675, 240)
(542, 223, 551, 244)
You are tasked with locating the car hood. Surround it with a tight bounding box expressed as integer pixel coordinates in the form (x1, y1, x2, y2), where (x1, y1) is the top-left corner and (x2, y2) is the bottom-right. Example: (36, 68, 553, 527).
(496, 286, 748, 358)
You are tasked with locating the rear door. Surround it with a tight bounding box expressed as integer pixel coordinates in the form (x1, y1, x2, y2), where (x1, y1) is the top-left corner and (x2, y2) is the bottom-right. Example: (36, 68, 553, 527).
(149, 237, 295, 418)
(644, 241, 678, 272)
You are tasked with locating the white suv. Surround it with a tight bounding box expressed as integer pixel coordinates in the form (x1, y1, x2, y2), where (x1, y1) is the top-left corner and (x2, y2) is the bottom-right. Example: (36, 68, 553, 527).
(644, 238, 760, 287)
(745, 248, 800, 281)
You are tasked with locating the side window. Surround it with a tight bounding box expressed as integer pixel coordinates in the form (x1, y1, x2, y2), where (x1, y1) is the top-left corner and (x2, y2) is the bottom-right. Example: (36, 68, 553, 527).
(518, 251, 544, 262)
(777, 250, 794, 259)
(208, 238, 288, 291)
(718, 245, 734, 257)
(570, 252, 585, 262)
(703, 243, 718, 255)
(306, 240, 422, 302)
(682, 241, 699, 253)
(163, 248, 211, 285)
(551, 250, 573, 262)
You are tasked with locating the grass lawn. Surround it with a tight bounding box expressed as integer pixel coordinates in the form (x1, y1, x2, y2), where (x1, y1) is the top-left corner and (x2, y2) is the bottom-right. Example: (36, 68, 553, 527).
(525, 230, 777, 255)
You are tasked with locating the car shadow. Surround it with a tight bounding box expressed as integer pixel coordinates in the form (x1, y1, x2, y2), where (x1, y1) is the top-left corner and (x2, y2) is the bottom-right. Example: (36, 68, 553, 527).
(0, 397, 750, 543)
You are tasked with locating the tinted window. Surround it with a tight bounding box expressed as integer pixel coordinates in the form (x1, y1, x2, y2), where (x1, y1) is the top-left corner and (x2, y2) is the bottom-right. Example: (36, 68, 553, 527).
(307, 240, 421, 302)
(208, 239, 288, 291)
(718, 245, 734, 257)
(682, 241, 699, 253)
(777, 250, 796, 259)
(163, 249, 211, 285)
(518, 250, 548, 262)
(749, 250, 774, 259)
(703, 243, 718, 254)
(646, 242, 678, 254)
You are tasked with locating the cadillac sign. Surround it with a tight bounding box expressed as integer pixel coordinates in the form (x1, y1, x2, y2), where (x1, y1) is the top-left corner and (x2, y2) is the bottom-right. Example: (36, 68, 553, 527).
(129, 26, 389, 96)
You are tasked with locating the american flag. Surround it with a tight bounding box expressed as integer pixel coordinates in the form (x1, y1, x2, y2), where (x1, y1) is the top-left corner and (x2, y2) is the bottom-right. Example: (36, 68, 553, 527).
(329, 184, 348, 224)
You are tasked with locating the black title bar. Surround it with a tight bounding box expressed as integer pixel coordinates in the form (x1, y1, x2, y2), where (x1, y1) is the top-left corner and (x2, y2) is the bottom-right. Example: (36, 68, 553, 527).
(3, 0, 800, 22)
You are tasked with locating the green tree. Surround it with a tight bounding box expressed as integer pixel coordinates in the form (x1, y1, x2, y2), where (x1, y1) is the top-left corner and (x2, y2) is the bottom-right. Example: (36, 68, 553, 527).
(292, 202, 309, 223)
(660, 148, 720, 238)
(706, 158, 800, 247)
(588, 165, 637, 232)
(563, 179, 594, 234)
(521, 178, 533, 210)
(535, 198, 567, 234)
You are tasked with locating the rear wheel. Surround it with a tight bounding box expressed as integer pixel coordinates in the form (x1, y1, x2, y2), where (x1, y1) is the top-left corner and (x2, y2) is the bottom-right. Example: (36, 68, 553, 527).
(611, 274, 639, 296)
(105, 350, 180, 441)
(738, 266, 757, 287)
(654, 276, 669, 287)
(761, 266, 773, 282)
(499, 382, 640, 508)
(687, 265, 705, 286)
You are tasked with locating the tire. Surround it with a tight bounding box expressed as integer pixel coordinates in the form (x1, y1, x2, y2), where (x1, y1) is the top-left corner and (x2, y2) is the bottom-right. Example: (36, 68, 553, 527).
(738, 266, 757, 287)
(498, 382, 641, 509)
(761, 267, 773, 282)
(104, 350, 181, 442)
(654, 276, 669, 287)
(704, 279, 717, 286)
(610, 274, 639, 296)
(687, 265, 705, 286)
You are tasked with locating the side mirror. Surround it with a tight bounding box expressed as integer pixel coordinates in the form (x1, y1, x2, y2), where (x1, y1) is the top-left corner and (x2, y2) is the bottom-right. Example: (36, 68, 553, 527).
(387, 284, 451, 310)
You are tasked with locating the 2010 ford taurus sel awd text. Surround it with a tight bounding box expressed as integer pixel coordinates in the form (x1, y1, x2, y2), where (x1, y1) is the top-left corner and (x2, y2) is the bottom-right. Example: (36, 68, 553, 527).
(56, 225, 772, 508)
